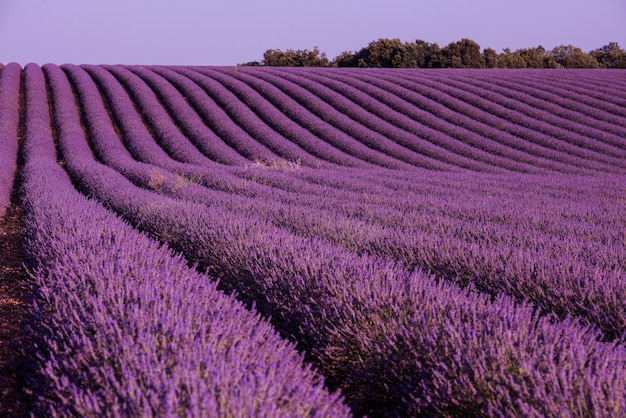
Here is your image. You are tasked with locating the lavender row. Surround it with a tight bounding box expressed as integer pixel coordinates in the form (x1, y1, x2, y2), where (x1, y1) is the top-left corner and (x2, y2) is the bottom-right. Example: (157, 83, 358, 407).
(64, 64, 308, 210)
(317, 68, 615, 173)
(68, 72, 626, 342)
(27, 63, 350, 417)
(138, 66, 287, 165)
(194, 67, 464, 172)
(151, 65, 330, 168)
(84, 110, 626, 343)
(501, 69, 626, 104)
(366, 67, 626, 146)
(431, 70, 626, 154)
(426, 70, 626, 150)
(236, 66, 546, 172)
(94, 64, 301, 199)
(64, 63, 626, 333)
(56, 110, 626, 417)
(182, 66, 419, 170)
(93, 65, 220, 168)
(81, 74, 622, 292)
(77, 65, 384, 210)
(80, 64, 240, 188)
(168, 65, 624, 174)
(120, 66, 370, 168)
(169, 65, 383, 169)
(542, 68, 626, 90)
(444, 68, 626, 107)
(0, 63, 21, 217)
(59, 65, 460, 218)
(481, 69, 626, 114)
(257, 66, 559, 172)
(22, 164, 351, 417)
(146, 65, 377, 169)
(267, 194, 626, 340)
(313, 68, 625, 171)
(124, 64, 368, 170)
(256, 170, 626, 339)
(314, 68, 584, 172)
(162, 67, 329, 168)
(265, 67, 606, 173)
(47, 63, 626, 416)
(211, 66, 495, 172)
(107, 65, 248, 166)
(254, 67, 554, 173)
(468, 70, 626, 128)
(63, 65, 328, 211)
(378, 69, 626, 164)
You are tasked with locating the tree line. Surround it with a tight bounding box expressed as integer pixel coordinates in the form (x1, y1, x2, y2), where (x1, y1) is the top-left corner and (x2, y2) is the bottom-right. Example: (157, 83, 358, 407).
(239, 38, 626, 69)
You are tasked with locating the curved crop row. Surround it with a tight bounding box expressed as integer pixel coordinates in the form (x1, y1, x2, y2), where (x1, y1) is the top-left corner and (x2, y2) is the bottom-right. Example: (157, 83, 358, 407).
(468, 70, 626, 127)
(114, 65, 626, 175)
(7, 61, 626, 417)
(434, 70, 626, 147)
(0, 63, 21, 217)
(78, 85, 626, 341)
(208, 67, 485, 171)
(39, 63, 626, 417)
(53, 63, 626, 341)
(264, 67, 589, 173)
(482, 69, 626, 108)
(25, 62, 349, 417)
(159, 67, 378, 168)
(196, 67, 460, 171)
(142, 66, 285, 164)
(186, 67, 419, 170)
(166, 67, 329, 168)
(382, 70, 626, 164)
(326, 69, 610, 172)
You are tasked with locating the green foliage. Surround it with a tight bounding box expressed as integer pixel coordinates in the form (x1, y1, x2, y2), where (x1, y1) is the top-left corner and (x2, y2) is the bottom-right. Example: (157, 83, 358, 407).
(351, 38, 411, 68)
(591, 42, 626, 68)
(332, 39, 445, 68)
(495, 46, 561, 68)
(261, 46, 329, 67)
(249, 38, 620, 69)
(442, 38, 485, 68)
(238, 60, 262, 67)
(549, 44, 600, 68)
(332, 51, 356, 67)
(483, 47, 499, 68)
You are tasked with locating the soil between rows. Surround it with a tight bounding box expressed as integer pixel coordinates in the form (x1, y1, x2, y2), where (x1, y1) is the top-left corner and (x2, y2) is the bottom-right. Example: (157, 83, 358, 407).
(0, 119, 45, 418)
(0, 198, 37, 417)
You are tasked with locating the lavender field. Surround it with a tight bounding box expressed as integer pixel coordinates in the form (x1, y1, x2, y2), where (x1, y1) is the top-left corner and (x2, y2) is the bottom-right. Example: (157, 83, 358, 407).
(1, 62, 625, 417)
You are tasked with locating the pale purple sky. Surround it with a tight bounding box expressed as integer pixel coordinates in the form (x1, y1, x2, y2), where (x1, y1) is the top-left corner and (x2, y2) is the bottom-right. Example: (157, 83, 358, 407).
(1, 0, 625, 65)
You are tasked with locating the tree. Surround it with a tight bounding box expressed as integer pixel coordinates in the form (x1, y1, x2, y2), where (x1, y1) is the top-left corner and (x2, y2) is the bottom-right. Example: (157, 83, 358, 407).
(248, 39, 611, 69)
(549, 45, 599, 68)
(262, 46, 329, 67)
(517, 46, 546, 68)
(442, 39, 485, 68)
(238, 60, 262, 67)
(390, 42, 422, 68)
(351, 38, 407, 67)
(331, 51, 356, 67)
(483, 47, 498, 68)
(331, 39, 442, 68)
(427, 43, 445, 68)
(591, 42, 626, 68)
(496, 48, 525, 68)
(413, 39, 441, 68)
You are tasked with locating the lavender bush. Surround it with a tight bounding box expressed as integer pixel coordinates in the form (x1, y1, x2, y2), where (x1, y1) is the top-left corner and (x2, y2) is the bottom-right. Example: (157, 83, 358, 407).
(22, 63, 349, 417)
(5, 61, 626, 417)
(0, 63, 21, 217)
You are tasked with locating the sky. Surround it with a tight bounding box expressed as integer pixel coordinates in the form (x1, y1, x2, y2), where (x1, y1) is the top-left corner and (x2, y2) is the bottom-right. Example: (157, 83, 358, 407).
(1, 0, 625, 66)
